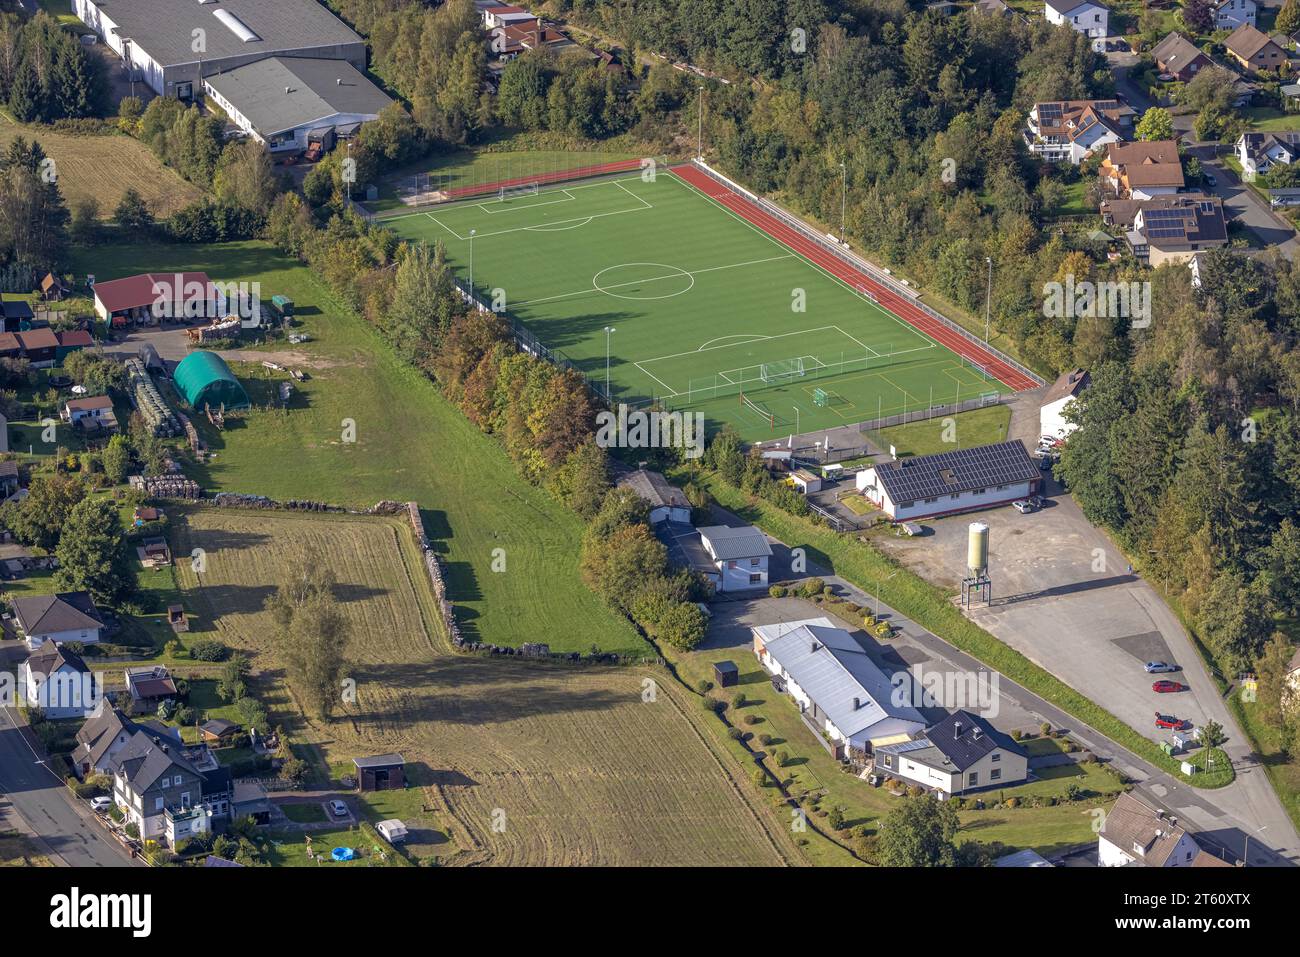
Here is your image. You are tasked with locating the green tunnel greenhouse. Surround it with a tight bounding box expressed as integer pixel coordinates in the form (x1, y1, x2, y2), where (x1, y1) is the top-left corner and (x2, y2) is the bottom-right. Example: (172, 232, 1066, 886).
(174, 350, 250, 411)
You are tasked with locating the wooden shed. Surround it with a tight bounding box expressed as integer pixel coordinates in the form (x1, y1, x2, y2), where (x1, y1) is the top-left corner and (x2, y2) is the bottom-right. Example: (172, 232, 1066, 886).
(714, 660, 739, 688)
(353, 753, 405, 791)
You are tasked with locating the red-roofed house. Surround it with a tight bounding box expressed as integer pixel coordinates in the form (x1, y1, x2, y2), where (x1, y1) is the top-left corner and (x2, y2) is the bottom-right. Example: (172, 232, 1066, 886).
(91, 272, 225, 328)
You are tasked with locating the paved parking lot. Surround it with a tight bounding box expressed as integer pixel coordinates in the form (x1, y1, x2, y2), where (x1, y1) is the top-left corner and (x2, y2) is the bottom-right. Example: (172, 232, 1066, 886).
(874, 482, 1221, 748)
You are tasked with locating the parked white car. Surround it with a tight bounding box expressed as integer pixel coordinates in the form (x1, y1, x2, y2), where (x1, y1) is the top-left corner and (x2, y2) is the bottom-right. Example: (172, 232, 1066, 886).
(90, 796, 112, 812)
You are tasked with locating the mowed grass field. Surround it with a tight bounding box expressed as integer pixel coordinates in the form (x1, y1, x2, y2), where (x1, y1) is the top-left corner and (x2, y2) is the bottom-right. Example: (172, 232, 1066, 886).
(0, 122, 205, 219)
(171, 508, 805, 866)
(384, 171, 1010, 441)
(68, 240, 643, 656)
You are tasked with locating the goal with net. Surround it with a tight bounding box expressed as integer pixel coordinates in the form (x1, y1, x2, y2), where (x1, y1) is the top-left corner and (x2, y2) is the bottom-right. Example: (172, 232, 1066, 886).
(760, 357, 806, 384)
(499, 182, 540, 201)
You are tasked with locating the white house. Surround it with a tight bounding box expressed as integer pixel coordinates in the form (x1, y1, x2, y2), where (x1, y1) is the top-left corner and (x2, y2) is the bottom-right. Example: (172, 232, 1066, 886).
(108, 732, 214, 847)
(1236, 130, 1300, 178)
(62, 395, 115, 426)
(72, 708, 150, 780)
(697, 525, 771, 592)
(617, 469, 691, 525)
(855, 441, 1041, 521)
(872, 710, 1029, 796)
(1025, 99, 1134, 165)
(790, 469, 823, 494)
(1040, 368, 1090, 440)
(10, 592, 104, 651)
(1044, 0, 1109, 40)
(753, 618, 925, 758)
(1098, 792, 1202, 867)
(22, 642, 97, 720)
(1213, 0, 1257, 30)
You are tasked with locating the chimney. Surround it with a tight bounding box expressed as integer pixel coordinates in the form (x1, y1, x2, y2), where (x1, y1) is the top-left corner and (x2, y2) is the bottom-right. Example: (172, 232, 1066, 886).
(972, 726, 983, 740)
(953, 721, 963, 739)
(852, 697, 860, 710)
(810, 640, 820, 654)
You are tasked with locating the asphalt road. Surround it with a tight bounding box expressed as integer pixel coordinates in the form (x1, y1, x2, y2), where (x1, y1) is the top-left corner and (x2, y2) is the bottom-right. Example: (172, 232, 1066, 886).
(0, 705, 134, 867)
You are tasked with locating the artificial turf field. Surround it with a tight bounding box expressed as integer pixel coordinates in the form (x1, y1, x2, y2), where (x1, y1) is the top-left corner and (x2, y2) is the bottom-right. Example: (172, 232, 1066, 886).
(384, 170, 1013, 442)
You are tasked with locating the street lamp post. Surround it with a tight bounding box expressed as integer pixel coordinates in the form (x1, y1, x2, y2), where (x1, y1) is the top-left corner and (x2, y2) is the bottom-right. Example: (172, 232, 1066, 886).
(605, 326, 615, 400)
(469, 229, 476, 298)
(874, 570, 898, 618)
(983, 256, 992, 348)
(839, 161, 847, 244)
(793, 406, 800, 437)
(697, 85, 705, 159)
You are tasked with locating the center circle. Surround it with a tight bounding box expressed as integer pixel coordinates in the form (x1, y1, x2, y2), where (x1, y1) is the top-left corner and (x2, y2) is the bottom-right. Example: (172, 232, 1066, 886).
(592, 262, 695, 300)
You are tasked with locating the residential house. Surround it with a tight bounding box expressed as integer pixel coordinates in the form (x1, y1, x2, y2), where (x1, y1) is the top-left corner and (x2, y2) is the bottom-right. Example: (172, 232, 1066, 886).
(854, 440, 1041, 521)
(1150, 32, 1214, 82)
(1100, 140, 1185, 199)
(0, 460, 18, 497)
(108, 732, 230, 847)
(697, 525, 772, 592)
(1224, 23, 1288, 73)
(1098, 792, 1203, 867)
(90, 272, 224, 327)
(125, 665, 178, 709)
(1044, 0, 1109, 40)
(74, 707, 145, 779)
(1040, 368, 1090, 439)
(617, 469, 692, 525)
(62, 396, 117, 433)
(1270, 186, 1300, 207)
(489, 18, 574, 60)
(873, 710, 1029, 795)
(1213, 0, 1256, 30)
(23, 641, 97, 719)
(476, 1, 537, 30)
(753, 618, 926, 760)
(996, 848, 1055, 867)
(1236, 130, 1300, 177)
(1120, 193, 1228, 266)
(1025, 99, 1135, 164)
(10, 592, 104, 651)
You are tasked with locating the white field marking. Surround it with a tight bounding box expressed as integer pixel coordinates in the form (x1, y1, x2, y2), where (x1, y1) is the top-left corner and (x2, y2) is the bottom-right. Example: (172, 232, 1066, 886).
(697, 334, 771, 350)
(413, 180, 650, 240)
(475, 189, 577, 215)
(637, 363, 680, 397)
(514, 253, 795, 308)
(664, 171, 936, 353)
(386, 173, 651, 223)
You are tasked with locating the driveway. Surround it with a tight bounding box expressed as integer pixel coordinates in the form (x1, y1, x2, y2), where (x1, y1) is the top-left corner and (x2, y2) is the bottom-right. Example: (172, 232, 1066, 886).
(1108, 52, 1154, 113)
(1188, 143, 1300, 258)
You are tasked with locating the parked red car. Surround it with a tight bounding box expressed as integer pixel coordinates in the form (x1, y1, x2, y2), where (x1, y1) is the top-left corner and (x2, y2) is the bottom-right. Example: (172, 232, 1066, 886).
(1152, 680, 1187, 693)
(1154, 712, 1192, 731)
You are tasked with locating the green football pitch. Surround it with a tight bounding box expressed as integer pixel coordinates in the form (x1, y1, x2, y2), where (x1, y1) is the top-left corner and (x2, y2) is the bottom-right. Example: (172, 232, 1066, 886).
(382, 171, 1011, 442)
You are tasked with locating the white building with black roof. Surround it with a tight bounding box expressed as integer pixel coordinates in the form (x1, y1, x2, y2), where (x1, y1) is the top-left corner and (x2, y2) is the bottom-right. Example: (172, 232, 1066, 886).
(873, 710, 1028, 795)
(855, 440, 1041, 521)
(617, 469, 691, 525)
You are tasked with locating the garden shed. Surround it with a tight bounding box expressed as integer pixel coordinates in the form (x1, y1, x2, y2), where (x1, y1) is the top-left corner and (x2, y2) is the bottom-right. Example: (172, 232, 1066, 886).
(174, 350, 250, 411)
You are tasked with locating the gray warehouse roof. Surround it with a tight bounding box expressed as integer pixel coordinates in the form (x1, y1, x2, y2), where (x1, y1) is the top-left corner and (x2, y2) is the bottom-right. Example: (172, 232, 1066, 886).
(206, 57, 393, 136)
(873, 441, 1038, 504)
(78, 0, 363, 68)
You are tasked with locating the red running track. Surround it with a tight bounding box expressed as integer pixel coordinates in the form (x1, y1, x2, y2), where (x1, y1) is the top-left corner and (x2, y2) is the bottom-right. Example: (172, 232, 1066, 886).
(445, 157, 647, 200)
(670, 163, 1041, 392)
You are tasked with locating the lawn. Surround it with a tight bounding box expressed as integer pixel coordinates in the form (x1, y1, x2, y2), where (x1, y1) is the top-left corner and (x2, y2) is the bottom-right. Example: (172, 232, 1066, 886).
(66, 240, 643, 656)
(168, 506, 806, 866)
(383, 170, 1012, 441)
(0, 121, 204, 219)
(263, 827, 405, 867)
(869, 403, 1012, 458)
(280, 803, 328, 824)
